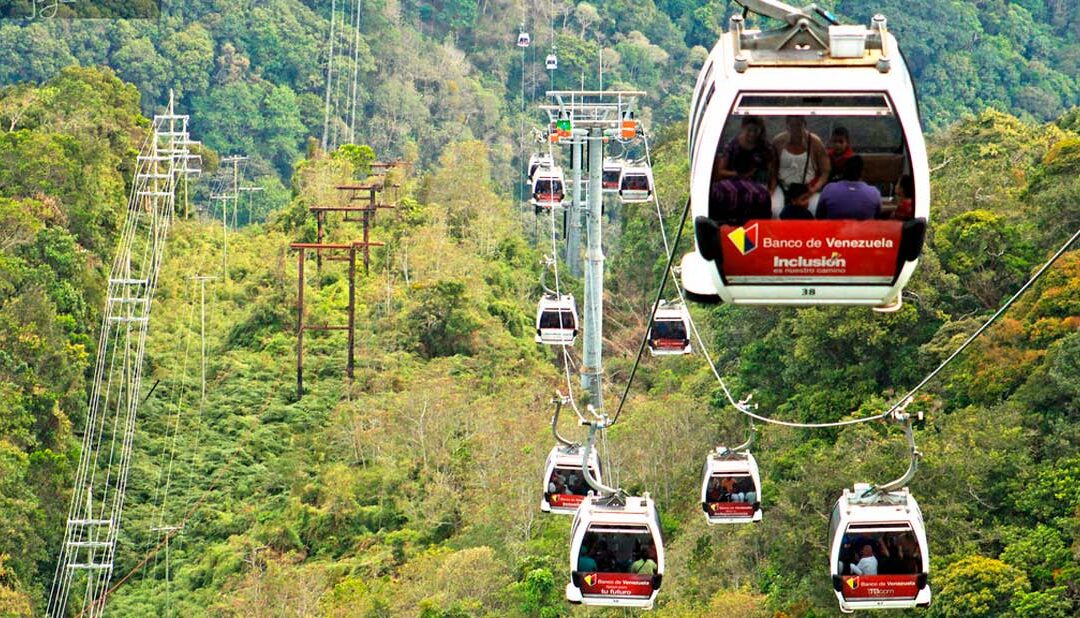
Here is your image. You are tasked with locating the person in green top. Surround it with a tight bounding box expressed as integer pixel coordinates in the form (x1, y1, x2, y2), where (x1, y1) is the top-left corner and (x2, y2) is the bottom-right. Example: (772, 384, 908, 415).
(630, 544, 658, 575)
(577, 544, 597, 572)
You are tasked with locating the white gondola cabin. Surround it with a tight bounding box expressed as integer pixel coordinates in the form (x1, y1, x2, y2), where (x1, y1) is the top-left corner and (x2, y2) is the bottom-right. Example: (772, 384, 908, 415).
(567, 494, 665, 609)
(680, 8, 928, 310)
(535, 293, 578, 345)
(527, 152, 553, 184)
(829, 484, 931, 612)
(546, 53, 558, 70)
(530, 165, 566, 211)
(700, 449, 762, 524)
(617, 165, 654, 203)
(602, 159, 623, 192)
(517, 31, 531, 48)
(647, 300, 691, 356)
(540, 444, 602, 515)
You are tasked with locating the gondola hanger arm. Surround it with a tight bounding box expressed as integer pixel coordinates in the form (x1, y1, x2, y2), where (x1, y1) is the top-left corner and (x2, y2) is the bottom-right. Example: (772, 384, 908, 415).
(581, 419, 625, 504)
(865, 404, 923, 498)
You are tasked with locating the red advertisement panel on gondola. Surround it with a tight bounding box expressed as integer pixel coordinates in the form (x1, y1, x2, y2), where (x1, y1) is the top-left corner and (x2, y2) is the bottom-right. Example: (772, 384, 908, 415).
(549, 493, 585, 509)
(653, 339, 687, 350)
(580, 572, 654, 598)
(706, 502, 755, 517)
(719, 220, 903, 284)
(840, 574, 919, 600)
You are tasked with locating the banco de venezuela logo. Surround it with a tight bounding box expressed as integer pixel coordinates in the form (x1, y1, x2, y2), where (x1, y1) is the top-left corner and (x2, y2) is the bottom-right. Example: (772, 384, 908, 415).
(727, 223, 759, 255)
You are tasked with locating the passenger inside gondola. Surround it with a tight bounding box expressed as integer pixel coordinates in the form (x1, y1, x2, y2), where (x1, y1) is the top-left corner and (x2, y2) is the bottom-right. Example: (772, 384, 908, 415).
(892, 174, 914, 220)
(816, 155, 882, 220)
(705, 475, 757, 503)
(838, 529, 921, 576)
(603, 168, 620, 189)
(827, 126, 854, 182)
(538, 310, 576, 330)
(548, 467, 591, 495)
(709, 95, 913, 224)
(650, 319, 688, 344)
(580, 527, 656, 574)
(534, 179, 564, 201)
(773, 115, 830, 219)
(622, 175, 651, 191)
(630, 544, 658, 574)
(710, 116, 774, 225)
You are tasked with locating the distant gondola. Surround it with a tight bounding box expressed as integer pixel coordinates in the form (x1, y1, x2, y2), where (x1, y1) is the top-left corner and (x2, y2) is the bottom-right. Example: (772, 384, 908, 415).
(700, 449, 762, 524)
(535, 293, 578, 345)
(531, 166, 566, 212)
(647, 300, 691, 356)
(602, 159, 622, 192)
(617, 165, 653, 204)
(541, 444, 602, 515)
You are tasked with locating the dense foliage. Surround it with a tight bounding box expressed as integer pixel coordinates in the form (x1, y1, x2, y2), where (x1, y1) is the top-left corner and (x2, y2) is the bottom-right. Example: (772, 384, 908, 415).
(0, 1, 1078, 616)
(0, 1, 1076, 186)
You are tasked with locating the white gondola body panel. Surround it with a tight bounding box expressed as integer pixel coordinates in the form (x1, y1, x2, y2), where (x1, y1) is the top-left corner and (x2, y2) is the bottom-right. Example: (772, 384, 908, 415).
(566, 495, 665, 609)
(540, 445, 603, 514)
(682, 28, 929, 309)
(700, 451, 762, 524)
(829, 485, 931, 612)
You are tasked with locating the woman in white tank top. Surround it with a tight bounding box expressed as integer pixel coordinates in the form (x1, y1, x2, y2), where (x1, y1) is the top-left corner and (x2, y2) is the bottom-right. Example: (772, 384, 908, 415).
(770, 116, 831, 218)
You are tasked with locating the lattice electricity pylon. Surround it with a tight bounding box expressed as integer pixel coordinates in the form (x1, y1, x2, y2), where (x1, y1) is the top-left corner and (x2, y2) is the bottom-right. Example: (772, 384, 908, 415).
(47, 94, 201, 618)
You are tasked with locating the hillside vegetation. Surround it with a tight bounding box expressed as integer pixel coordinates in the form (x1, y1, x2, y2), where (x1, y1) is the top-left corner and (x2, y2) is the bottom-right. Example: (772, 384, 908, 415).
(1, 59, 1079, 616)
(2, 0, 1080, 616)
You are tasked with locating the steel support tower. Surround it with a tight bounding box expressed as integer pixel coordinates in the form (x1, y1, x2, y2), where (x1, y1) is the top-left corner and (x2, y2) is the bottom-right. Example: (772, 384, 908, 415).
(48, 95, 201, 618)
(567, 139, 583, 277)
(541, 90, 643, 408)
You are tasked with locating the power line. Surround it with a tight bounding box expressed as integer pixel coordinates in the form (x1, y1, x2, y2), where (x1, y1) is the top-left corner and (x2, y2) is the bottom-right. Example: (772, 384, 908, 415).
(73, 367, 289, 617)
(321, 0, 338, 152)
(48, 94, 200, 618)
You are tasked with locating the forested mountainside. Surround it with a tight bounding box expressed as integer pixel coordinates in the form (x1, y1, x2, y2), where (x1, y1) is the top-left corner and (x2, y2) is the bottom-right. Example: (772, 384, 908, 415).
(1, 0, 1080, 616)
(0, 1, 1076, 194)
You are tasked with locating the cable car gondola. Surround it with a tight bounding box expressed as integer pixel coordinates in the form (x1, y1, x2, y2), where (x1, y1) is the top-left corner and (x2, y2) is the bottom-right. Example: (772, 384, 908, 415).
(535, 293, 578, 345)
(647, 300, 691, 356)
(541, 444, 602, 515)
(681, 6, 928, 310)
(601, 159, 623, 192)
(546, 53, 558, 70)
(517, 31, 531, 48)
(567, 494, 665, 608)
(530, 165, 566, 212)
(829, 484, 931, 612)
(527, 152, 553, 184)
(617, 165, 654, 204)
(701, 448, 762, 524)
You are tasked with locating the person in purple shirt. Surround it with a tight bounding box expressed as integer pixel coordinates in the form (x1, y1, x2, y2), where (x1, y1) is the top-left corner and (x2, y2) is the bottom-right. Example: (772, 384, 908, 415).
(816, 155, 881, 220)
